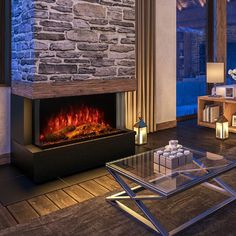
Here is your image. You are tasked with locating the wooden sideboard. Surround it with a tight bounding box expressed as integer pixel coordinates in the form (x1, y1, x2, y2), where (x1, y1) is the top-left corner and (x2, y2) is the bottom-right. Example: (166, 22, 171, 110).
(198, 96, 236, 133)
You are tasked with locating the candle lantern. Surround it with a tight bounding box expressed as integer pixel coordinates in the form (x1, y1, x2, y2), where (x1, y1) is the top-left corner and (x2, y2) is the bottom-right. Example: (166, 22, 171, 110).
(216, 115, 229, 140)
(133, 117, 147, 145)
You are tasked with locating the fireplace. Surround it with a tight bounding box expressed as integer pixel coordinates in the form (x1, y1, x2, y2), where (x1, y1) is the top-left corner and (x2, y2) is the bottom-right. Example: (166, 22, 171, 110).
(34, 94, 121, 148)
(11, 94, 135, 183)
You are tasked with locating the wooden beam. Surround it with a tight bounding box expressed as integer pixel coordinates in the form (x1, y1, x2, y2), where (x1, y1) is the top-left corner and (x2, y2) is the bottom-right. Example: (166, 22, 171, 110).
(216, 0, 227, 66)
(11, 78, 137, 99)
(0, 0, 5, 84)
(207, 0, 214, 63)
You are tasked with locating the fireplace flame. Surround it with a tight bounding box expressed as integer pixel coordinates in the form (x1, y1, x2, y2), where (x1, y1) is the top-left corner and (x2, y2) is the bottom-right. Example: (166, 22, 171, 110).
(40, 105, 113, 144)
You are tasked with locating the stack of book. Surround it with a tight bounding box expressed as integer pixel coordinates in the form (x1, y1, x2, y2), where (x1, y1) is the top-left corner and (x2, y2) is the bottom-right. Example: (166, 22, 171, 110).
(203, 104, 220, 123)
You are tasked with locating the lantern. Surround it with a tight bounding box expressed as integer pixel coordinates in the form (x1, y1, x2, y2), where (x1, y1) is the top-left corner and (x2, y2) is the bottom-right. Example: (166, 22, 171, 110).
(133, 117, 147, 145)
(216, 115, 229, 140)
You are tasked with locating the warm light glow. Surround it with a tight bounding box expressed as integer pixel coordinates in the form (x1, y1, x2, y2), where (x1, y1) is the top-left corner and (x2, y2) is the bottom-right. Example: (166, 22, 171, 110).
(207, 63, 225, 84)
(40, 105, 113, 145)
(134, 127, 147, 145)
(216, 121, 229, 139)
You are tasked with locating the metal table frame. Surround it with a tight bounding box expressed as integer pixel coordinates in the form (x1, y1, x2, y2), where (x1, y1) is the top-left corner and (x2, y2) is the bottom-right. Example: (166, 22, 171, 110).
(106, 157, 236, 236)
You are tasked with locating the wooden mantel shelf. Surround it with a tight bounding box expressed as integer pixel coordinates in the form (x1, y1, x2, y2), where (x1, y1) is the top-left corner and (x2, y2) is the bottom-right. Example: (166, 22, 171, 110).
(11, 78, 137, 99)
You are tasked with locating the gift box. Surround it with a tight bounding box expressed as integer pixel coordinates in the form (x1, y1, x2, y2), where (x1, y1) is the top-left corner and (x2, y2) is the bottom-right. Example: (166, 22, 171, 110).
(177, 152, 185, 166)
(166, 155, 179, 169)
(184, 150, 193, 163)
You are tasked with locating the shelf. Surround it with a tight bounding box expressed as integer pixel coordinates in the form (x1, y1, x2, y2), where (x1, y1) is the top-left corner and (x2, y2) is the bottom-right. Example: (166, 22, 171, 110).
(198, 96, 236, 134)
(229, 126, 236, 133)
(198, 121, 215, 129)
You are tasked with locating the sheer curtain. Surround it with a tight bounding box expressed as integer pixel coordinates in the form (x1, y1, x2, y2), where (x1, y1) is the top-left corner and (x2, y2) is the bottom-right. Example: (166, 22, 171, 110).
(125, 0, 157, 133)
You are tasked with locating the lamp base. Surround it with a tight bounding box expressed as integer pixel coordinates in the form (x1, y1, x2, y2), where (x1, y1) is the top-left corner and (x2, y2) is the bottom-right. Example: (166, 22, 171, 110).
(208, 83, 222, 97)
(208, 94, 222, 98)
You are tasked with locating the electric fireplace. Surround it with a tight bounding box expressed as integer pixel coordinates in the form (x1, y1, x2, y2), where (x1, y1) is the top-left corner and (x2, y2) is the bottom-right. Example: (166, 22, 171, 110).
(11, 94, 135, 183)
(34, 94, 121, 148)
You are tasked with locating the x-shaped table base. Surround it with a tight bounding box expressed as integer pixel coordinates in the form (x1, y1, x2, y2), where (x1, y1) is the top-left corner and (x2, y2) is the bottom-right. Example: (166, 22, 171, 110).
(106, 168, 236, 236)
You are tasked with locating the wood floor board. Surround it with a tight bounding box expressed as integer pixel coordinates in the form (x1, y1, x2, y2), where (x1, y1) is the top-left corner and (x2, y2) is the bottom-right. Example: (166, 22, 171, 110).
(7, 201, 39, 224)
(0, 204, 17, 229)
(46, 190, 77, 209)
(107, 174, 136, 188)
(63, 185, 94, 203)
(28, 195, 59, 216)
(79, 180, 110, 196)
(61, 167, 108, 186)
(94, 175, 121, 191)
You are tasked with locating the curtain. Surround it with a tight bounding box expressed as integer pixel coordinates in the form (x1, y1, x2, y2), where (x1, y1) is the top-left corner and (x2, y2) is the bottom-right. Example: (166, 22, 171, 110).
(125, 0, 156, 133)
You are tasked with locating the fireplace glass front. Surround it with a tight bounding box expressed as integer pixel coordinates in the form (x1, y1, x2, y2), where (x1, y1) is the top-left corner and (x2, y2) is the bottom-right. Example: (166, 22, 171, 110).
(33, 93, 120, 148)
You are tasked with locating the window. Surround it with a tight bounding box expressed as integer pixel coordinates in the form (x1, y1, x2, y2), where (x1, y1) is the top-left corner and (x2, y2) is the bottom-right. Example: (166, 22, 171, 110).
(176, 0, 207, 118)
(226, 0, 236, 85)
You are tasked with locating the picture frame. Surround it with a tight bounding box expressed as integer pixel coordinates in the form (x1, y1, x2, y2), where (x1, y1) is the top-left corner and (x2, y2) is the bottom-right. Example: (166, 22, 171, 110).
(232, 113, 236, 127)
(225, 86, 234, 99)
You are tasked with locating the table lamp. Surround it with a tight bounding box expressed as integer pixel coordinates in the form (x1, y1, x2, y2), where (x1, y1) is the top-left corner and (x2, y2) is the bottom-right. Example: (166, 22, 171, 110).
(207, 62, 225, 97)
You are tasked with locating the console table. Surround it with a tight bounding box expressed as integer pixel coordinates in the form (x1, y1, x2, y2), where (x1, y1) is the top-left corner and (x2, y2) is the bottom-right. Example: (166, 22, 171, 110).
(198, 96, 236, 133)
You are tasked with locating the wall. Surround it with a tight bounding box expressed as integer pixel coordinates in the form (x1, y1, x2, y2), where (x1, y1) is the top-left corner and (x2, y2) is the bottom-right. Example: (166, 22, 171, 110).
(0, 87, 11, 162)
(155, 0, 176, 125)
(11, 0, 135, 82)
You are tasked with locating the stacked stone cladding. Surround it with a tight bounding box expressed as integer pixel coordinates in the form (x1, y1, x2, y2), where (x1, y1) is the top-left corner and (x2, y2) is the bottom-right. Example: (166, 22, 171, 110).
(12, 0, 135, 82)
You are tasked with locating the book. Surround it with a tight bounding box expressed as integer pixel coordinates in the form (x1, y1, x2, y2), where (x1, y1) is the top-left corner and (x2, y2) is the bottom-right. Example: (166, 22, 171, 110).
(209, 105, 220, 123)
(202, 104, 220, 123)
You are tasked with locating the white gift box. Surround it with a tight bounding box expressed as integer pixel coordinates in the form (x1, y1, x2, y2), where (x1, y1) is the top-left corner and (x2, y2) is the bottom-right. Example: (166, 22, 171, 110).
(171, 151, 178, 155)
(153, 163, 160, 173)
(184, 150, 193, 163)
(160, 155, 166, 166)
(159, 165, 166, 174)
(154, 150, 163, 164)
(177, 152, 185, 166)
(166, 155, 179, 169)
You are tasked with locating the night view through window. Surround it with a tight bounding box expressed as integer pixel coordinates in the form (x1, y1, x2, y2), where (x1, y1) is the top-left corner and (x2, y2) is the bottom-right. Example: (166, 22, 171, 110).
(176, 0, 207, 118)
(227, 0, 236, 84)
(177, 0, 236, 117)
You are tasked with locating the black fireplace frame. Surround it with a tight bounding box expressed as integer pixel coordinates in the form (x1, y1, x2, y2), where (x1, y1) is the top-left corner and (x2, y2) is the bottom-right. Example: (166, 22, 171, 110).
(11, 94, 135, 183)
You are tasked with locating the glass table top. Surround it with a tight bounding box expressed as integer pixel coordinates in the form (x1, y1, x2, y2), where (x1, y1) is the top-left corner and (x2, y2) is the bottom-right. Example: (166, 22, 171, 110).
(106, 147, 236, 197)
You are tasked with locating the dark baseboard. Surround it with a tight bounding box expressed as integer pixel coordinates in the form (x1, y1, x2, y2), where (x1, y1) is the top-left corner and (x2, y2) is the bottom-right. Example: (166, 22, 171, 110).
(0, 153, 10, 165)
(156, 120, 177, 131)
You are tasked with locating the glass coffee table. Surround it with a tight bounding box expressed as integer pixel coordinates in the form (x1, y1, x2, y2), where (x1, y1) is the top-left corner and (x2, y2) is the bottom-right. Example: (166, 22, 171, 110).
(106, 147, 236, 236)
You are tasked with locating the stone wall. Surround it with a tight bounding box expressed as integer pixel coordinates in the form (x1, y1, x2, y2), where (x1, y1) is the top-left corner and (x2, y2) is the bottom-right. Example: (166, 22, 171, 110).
(12, 0, 135, 83)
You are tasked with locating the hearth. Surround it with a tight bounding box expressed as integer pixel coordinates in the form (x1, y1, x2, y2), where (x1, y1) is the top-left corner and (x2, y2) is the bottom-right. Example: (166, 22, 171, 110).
(11, 94, 135, 183)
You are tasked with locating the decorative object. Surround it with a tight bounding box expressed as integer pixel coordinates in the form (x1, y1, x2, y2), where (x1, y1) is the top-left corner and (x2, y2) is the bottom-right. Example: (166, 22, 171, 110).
(216, 115, 229, 140)
(232, 113, 236, 127)
(154, 140, 193, 169)
(225, 86, 235, 99)
(206, 62, 225, 97)
(133, 117, 147, 145)
(228, 68, 236, 80)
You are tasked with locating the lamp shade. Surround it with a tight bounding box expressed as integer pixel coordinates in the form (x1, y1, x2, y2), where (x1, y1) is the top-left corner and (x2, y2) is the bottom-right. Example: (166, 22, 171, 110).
(207, 63, 224, 83)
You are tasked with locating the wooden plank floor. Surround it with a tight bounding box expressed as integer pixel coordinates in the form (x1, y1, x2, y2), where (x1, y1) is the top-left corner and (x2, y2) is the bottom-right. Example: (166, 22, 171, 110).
(1, 119, 236, 230)
(0, 173, 120, 227)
